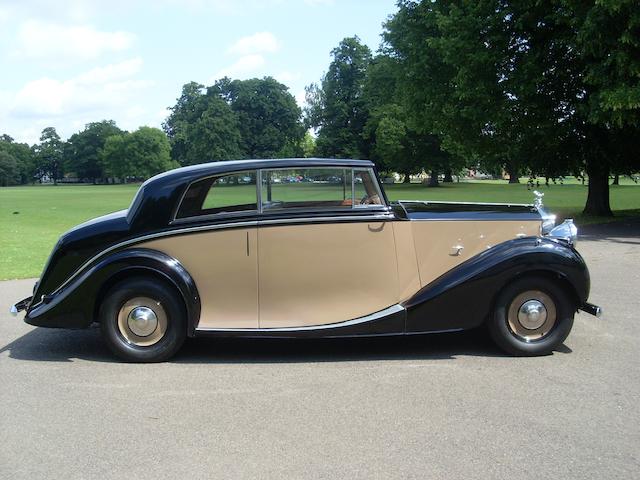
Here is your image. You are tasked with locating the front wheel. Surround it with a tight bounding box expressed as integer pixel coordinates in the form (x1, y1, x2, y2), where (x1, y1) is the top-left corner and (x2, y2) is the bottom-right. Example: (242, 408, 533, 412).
(99, 277, 186, 362)
(488, 276, 575, 356)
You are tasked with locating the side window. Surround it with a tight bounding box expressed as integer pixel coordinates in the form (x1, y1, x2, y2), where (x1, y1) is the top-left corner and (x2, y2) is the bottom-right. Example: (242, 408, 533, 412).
(354, 169, 383, 207)
(261, 168, 352, 211)
(175, 171, 257, 219)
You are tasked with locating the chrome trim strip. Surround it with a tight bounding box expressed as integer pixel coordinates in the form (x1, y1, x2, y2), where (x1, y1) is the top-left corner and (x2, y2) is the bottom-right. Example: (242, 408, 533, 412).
(398, 199, 533, 208)
(195, 304, 405, 333)
(44, 213, 397, 299)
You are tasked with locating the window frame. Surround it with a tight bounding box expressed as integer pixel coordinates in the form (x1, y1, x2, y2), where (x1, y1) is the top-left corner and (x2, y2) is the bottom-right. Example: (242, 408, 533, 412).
(172, 170, 260, 223)
(172, 166, 388, 224)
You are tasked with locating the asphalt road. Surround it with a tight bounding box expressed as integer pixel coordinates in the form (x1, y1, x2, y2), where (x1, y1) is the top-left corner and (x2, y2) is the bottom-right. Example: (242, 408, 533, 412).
(1, 221, 639, 479)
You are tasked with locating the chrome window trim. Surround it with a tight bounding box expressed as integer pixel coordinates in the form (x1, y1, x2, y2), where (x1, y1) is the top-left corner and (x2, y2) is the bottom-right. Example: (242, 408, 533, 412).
(353, 167, 386, 209)
(41, 213, 396, 301)
(195, 304, 405, 333)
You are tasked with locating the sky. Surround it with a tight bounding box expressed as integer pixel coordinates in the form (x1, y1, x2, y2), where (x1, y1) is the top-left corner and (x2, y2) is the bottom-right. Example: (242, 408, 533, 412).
(0, 0, 397, 145)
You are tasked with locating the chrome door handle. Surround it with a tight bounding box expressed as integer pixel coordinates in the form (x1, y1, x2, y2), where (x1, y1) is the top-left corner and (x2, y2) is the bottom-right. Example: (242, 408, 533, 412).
(450, 245, 464, 256)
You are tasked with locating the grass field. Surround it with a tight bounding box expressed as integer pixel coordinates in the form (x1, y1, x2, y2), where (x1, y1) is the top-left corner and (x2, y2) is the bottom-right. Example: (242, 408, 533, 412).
(1, 181, 638, 280)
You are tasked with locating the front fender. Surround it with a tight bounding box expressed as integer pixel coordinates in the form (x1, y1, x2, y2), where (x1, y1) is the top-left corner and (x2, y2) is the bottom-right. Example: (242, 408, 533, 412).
(25, 248, 201, 334)
(403, 237, 590, 333)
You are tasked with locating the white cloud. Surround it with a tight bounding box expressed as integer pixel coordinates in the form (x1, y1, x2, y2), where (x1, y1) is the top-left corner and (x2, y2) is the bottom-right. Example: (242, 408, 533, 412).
(227, 31, 279, 56)
(15, 20, 135, 62)
(212, 54, 266, 80)
(303, 0, 334, 5)
(275, 71, 301, 84)
(10, 57, 151, 118)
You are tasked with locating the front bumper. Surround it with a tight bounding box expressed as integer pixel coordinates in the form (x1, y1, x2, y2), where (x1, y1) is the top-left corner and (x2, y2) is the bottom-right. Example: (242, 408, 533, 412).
(9, 296, 33, 316)
(579, 302, 603, 318)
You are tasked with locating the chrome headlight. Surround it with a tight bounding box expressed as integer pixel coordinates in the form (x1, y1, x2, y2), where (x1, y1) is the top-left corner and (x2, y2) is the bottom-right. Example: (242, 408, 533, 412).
(539, 207, 557, 235)
(548, 219, 578, 245)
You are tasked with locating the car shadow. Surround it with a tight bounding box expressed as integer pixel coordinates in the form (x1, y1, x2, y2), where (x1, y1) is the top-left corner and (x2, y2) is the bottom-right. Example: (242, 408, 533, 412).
(579, 218, 640, 245)
(0, 325, 572, 364)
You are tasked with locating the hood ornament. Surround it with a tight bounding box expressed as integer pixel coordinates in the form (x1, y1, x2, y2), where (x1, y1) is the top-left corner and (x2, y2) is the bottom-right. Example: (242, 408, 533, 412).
(533, 190, 544, 209)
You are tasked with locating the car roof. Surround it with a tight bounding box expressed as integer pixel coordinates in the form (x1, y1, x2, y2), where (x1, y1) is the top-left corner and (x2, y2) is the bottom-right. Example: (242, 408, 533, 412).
(145, 157, 374, 187)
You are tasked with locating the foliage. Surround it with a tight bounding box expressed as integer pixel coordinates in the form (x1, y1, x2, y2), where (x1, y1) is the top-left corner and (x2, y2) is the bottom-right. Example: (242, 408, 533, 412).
(0, 135, 36, 184)
(65, 120, 123, 182)
(165, 78, 303, 165)
(34, 127, 64, 185)
(101, 127, 177, 179)
(213, 77, 304, 158)
(305, 36, 372, 158)
(0, 151, 19, 186)
(382, 0, 640, 214)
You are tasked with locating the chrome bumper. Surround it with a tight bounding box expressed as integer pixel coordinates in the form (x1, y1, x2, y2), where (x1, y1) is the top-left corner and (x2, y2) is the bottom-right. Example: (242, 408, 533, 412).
(580, 302, 603, 318)
(9, 296, 32, 317)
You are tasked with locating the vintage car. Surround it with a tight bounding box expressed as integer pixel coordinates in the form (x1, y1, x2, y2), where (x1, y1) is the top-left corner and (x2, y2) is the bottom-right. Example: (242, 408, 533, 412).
(11, 159, 601, 362)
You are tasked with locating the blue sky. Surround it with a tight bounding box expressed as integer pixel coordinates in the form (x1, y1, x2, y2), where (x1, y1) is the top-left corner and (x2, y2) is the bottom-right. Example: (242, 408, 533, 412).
(0, 0, 397, 145)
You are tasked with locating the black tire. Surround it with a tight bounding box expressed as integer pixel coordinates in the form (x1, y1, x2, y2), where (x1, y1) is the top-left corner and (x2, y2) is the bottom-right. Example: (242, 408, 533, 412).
(99, 277, 186, 362)
(488, 276, 575, 356)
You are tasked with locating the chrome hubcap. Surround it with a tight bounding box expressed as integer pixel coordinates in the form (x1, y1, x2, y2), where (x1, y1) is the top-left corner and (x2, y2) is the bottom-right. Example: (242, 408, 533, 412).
(517, 300, 547, 330)
(507, 290, 557, 341)
(117, 296, 167, 347)
(127, 306, 158, 337)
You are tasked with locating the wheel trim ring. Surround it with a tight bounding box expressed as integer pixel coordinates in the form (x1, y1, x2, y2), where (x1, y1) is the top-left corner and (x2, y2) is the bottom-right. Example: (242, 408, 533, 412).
(117, 296, 168, 347)
(507, 290, 557, 341)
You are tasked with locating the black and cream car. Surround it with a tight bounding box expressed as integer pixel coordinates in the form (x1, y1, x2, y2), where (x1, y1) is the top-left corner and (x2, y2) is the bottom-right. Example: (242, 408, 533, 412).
(11, 159, 601, 362)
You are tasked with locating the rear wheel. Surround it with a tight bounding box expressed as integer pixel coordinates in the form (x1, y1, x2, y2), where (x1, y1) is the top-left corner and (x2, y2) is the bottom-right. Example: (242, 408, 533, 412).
(488, 276, 574, 356)
(100, 277, 186, 362)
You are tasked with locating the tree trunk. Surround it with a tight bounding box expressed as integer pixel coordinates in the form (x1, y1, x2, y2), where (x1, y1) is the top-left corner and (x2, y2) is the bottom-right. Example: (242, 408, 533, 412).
(428, 170, 439, 187)
(443, 168, 453, 183)
(584, 161, 613, 216)
(612, 173, 619, 185)
(506, 164, 520, 184)
(403, 172, 411, 183)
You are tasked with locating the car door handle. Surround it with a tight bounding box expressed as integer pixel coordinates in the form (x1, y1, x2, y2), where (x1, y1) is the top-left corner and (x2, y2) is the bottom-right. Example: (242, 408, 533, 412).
(450, 245, 464, 256)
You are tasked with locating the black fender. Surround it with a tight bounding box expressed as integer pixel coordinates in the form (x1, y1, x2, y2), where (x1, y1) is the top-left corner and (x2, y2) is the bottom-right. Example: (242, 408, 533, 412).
(402, 237, 590, 333)
(25, 248, 201, 335)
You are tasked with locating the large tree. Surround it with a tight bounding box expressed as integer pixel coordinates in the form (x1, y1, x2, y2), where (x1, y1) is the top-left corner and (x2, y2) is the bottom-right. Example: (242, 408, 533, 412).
(164, 82, 244, 165)
(101, 127, 177, 180)
(65, 120, 123, 183)
(213, 77, 304, 158)
(305, 36, 372, 158)
(34, 127, 64, 184)
(384, 0, 640, 214)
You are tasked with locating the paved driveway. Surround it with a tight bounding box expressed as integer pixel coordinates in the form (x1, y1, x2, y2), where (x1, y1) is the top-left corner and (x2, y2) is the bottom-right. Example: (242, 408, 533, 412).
(1, 222, 638, 479)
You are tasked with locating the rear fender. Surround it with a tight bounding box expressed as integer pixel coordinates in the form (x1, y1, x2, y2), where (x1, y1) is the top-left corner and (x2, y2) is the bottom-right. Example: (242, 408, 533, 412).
(25, 249, 201, 334)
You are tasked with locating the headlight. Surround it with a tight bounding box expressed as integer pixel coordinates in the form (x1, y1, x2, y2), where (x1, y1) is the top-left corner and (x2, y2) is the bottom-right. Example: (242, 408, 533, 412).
(548, 219, 578, 245)
(538, 206, 557, 235)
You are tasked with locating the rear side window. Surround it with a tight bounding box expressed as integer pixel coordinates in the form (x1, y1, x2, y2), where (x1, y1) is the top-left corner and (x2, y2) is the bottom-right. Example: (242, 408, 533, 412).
(175, 171, 257, 219)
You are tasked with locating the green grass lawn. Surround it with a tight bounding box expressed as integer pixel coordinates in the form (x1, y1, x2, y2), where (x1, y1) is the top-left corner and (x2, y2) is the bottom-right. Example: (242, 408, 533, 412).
(1, 181, 638, 280)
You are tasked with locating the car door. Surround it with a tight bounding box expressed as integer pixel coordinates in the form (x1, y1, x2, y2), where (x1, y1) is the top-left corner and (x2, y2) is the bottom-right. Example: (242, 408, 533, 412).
(138, 170, 259, 329)
(257, 167, 399, 328)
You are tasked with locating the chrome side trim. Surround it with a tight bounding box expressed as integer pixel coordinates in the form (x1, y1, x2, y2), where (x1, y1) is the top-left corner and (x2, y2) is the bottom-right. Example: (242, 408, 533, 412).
(398, 199, 533, 208)
(43, 213, 396, 300)
(195, 304, 405, 333)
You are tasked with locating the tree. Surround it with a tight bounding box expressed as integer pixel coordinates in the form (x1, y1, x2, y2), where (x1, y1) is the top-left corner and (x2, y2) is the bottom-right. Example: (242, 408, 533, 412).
(164, 82, 243, 165)
(0, 151, 19, 186)
(305, 36, 372, 158)
(35, 127, 63, 184)
(213, 77, 304, 158)
(384, 0, 640, 215)
(101, 127, 177, 180)
(65, 120, 123, 183)
(0, 135, 36, 184)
